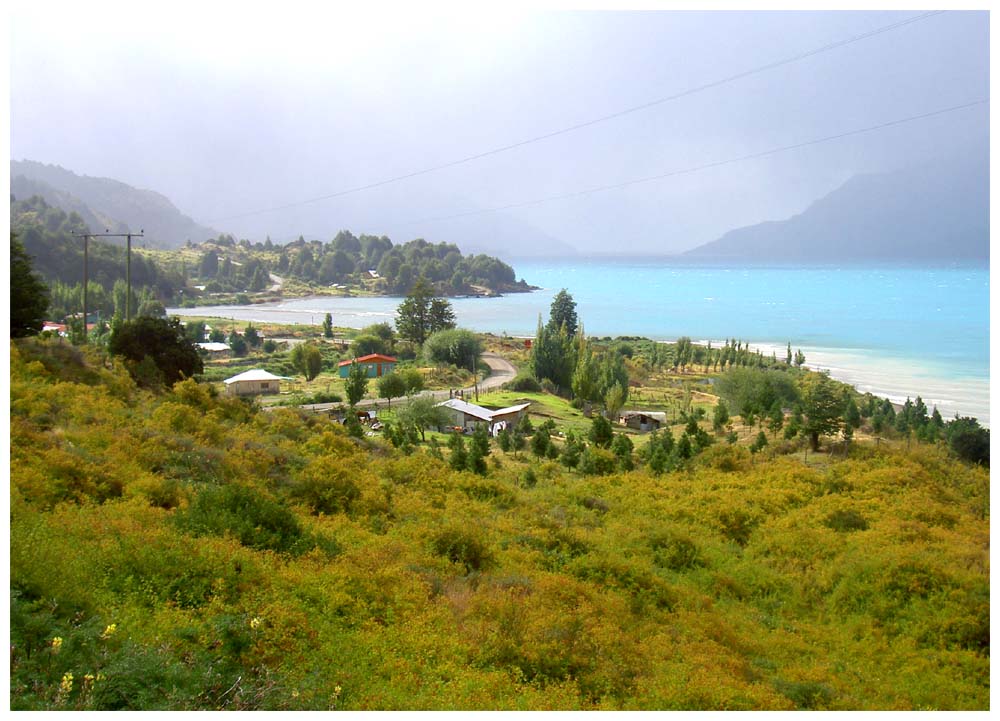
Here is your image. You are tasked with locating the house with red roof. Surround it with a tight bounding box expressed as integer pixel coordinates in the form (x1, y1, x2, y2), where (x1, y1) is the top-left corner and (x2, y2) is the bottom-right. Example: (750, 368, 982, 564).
(338, 353, 398, 378)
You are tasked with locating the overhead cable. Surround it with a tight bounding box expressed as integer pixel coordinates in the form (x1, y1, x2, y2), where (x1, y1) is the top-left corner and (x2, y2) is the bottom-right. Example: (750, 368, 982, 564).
(400, 98, 988, 225)
(207, 10, 946, 223)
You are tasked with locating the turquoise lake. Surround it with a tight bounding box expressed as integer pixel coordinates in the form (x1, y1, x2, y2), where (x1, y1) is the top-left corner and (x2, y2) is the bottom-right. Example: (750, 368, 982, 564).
(168, 258, 990, 424)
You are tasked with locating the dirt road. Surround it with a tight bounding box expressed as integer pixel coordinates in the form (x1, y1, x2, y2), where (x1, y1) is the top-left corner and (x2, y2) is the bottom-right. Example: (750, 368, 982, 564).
(292, 352, 517, 414)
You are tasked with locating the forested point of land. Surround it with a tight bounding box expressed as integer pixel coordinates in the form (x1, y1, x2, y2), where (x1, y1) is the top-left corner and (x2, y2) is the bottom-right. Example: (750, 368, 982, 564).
(9, 336, 988, 711)
(10, 195, 530, 327)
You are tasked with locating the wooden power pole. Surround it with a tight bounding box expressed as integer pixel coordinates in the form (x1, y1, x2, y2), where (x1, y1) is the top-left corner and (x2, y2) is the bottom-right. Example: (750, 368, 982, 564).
(73, 230, 144, 338)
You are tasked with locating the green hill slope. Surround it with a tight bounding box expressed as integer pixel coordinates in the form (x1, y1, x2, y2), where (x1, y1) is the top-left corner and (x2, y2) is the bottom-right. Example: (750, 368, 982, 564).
(10, 338, 989, 710)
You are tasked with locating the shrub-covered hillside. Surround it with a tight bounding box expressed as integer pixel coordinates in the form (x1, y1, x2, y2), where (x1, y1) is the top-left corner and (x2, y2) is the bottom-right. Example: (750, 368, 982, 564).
(10, 337, 989, 710)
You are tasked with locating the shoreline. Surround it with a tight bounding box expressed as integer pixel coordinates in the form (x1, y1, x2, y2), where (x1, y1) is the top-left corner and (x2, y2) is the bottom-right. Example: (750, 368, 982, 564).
(167, 301, 989, 427)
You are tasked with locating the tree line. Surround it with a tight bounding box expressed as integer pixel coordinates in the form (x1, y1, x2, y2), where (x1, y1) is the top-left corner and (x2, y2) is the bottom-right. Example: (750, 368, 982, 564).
(212, 229, 526, 295)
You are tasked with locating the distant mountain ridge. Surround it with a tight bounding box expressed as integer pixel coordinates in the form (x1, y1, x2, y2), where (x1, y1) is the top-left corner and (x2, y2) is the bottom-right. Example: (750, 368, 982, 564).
(685, 154, 988, 262)
(11, 160, 219, 249)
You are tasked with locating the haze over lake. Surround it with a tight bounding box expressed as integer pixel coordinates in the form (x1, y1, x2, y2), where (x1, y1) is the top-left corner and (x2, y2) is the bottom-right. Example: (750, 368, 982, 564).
(170, 256, 990, 425)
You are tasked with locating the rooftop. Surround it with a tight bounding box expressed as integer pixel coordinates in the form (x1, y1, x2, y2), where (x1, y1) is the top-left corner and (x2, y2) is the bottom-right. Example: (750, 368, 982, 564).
(223, 369, 291, 384)
(436, 399, 531, 422)
(338, 353, 398, 367)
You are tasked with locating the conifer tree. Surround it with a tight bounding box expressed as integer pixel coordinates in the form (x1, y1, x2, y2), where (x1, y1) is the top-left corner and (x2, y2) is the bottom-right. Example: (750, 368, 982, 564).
(713, 401, 730, 433)
(547, 288, 578, 336)
(448, 432, 468, 471)
(10, 232, 48, 338)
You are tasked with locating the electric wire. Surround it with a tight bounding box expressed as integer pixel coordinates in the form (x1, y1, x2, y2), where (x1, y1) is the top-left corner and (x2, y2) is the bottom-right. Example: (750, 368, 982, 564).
(206, 10, 946, 224)
(400, 99, 988, 225)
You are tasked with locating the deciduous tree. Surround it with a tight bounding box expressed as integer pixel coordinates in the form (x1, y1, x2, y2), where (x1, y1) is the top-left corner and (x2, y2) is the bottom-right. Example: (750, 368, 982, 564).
(290, 343, 323, 381)
(377, 372, 406, 408)
(397, 395, 450, 442)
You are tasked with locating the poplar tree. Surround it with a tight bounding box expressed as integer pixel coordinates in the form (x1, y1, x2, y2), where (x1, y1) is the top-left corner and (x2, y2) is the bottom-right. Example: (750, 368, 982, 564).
(344, 361, 369, 406)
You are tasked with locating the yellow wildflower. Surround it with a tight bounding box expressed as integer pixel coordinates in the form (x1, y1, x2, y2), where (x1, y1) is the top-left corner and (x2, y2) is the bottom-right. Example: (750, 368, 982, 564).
(51, 637, 63, 654)
(100, 624, 117, 639)
(59, 672, 73, 695)
(249, 617, 262, 630)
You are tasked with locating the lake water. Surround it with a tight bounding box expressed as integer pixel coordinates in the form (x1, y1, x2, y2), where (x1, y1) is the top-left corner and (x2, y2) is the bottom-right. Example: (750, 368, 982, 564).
(168, 257, 990, 425)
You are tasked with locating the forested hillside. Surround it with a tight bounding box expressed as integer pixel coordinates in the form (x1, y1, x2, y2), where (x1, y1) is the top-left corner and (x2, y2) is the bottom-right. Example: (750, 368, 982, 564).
(11, 195, 186, 322)
(11, 161, 218, 249)
(10, 336, 989, 710)
(189, 230, 531, 296)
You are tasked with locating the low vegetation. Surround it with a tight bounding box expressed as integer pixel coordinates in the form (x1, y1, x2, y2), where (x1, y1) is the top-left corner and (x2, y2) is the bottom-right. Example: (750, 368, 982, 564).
(10, 336, 989, 710)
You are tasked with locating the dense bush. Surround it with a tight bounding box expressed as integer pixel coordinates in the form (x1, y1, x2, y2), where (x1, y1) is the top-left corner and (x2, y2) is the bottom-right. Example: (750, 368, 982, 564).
(109, 317, 203, 387)
(431, 526, 494, 572)
(8, 337, 991, 711)
(423, 328, 483, 372)
(176, 483, 317, 556)
(505, 371, 542, 392)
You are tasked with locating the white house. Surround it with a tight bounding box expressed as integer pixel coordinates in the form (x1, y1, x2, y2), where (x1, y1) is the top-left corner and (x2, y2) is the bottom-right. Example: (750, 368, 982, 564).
(223, 369, 291, 397)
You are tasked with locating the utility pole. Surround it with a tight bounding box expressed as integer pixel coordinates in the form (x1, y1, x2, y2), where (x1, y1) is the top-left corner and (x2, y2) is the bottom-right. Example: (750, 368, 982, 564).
(73, 230, 144, 335)
(473, 354, 479, 402)
(126, 233, 132, 320)
(82, 233, 89, 341)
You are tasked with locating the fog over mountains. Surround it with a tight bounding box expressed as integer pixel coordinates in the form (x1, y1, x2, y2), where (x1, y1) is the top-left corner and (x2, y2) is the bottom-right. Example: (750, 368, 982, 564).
(10, 159, 578, 258)
(10, 9, 988, 260)
(11, 160, 218, 249)
(12, 148, 989, 263)
(686, 151, 989, 262)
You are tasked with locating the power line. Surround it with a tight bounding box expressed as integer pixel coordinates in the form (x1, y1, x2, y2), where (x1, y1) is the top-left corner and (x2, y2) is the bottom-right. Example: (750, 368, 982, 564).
(400, 99, 988, 225)
(207, 10, 946, 224)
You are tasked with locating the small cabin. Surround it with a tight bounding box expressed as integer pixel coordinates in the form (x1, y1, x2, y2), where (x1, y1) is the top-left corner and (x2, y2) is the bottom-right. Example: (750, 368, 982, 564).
(338, 353, 398, 378)
(223, 369, 289, 397)
(620, 411, 667, 432)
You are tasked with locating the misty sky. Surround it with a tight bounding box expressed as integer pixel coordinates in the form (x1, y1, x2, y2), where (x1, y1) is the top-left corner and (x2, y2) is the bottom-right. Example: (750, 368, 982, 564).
(10, 5, 990, 256)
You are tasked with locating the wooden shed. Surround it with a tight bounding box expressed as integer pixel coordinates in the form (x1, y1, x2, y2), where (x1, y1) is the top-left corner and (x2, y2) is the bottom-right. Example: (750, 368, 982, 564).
(620, 411, 667, 431)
